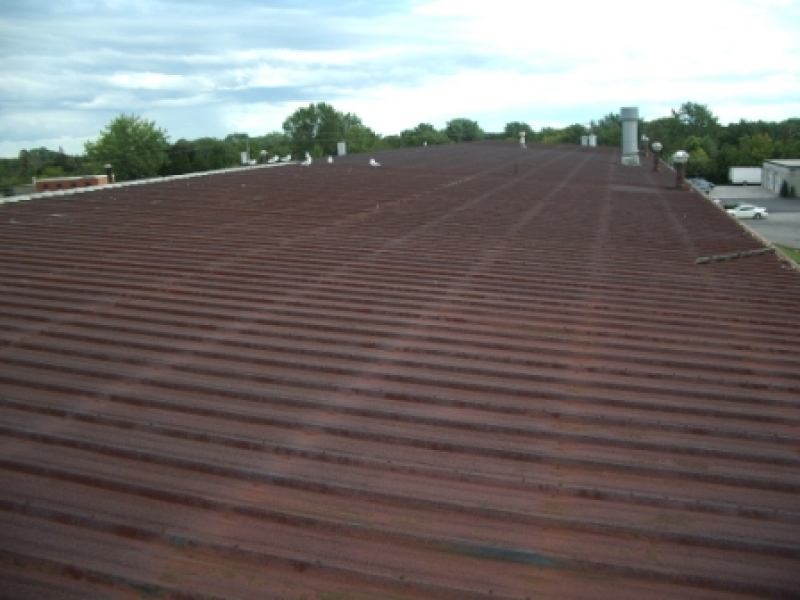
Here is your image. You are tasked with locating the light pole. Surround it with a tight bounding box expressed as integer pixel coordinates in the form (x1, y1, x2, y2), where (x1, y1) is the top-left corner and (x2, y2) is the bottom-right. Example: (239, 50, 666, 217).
(641, 134, 650, 157)
(673, 150, 689, 189)
(260, 149, 267, 164)
(651, 142, 662, 172)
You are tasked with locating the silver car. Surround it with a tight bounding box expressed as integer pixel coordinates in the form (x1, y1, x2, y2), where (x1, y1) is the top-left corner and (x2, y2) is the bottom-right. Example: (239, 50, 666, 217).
(726, 204, 768, 220)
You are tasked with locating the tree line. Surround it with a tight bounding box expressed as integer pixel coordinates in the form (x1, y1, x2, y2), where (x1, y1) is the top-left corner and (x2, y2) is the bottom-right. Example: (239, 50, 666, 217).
(635, 102, 800, 186)
(2, 101, 798, 193)
(513, 102, 800, 187)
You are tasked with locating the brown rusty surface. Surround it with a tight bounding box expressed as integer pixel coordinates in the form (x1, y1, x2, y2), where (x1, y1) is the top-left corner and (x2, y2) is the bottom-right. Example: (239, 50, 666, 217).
(1, 141, 799, 599)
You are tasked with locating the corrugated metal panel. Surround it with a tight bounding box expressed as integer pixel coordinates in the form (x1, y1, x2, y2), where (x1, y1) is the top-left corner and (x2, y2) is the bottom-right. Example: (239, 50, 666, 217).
(1, 142, 799, 599)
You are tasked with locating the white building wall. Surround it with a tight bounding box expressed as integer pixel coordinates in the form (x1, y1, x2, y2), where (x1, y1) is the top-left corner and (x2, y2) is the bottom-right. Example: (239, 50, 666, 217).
(764, 160, 800, 195)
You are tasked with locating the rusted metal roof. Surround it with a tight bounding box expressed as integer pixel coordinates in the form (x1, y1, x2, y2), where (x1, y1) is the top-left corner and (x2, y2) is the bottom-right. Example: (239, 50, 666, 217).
(1, 141, 799, 599)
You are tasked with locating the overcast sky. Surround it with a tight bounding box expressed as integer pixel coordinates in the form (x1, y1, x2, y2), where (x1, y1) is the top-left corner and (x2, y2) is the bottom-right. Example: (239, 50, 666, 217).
(1, 0, 798, 157)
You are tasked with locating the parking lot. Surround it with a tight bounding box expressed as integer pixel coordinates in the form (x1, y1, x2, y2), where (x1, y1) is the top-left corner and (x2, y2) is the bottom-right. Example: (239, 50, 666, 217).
(707, 185, 800, 249)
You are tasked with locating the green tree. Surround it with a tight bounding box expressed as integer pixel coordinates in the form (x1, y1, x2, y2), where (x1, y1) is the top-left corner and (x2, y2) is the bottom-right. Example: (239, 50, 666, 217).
(537, 123, 587, 144)
(282, 103, 387, 156)
(84, 114, 169, 181)
(737, 133, 775, 166)
(444, 118, 484, 143)
(503, 121, 533, 141)
(400, 123, 450, 147)
(343, 123, 384, 154)
(714, 144, 742, 182)
(283, 102, 343, 156)
(17, 150, 31, 178)
(673, 102, 720, 138)
(382, 134, 404, 149)
(775, 138, 800, 159)
(22, 147, 56, 174)
(38, 165, 68, 179)
(259, 132, 292, 159)
(720, 119, 762, 147)
(685, 149, 714, 178)
(682, 135, 716, 178)
(558, 123, 589, 144)
(336, 112, 386, 154)
(161, 139, 194, 176)
(192, 138, 236, 171)
(538, 127, 562, 144)
(225, 132, 248, 152)
(593, 113, 622, 147)
(642, 116, 682, 155)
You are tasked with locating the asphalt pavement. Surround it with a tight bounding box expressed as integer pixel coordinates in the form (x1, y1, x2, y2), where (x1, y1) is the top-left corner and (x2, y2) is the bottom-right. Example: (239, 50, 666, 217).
(706, 185, 800, 249)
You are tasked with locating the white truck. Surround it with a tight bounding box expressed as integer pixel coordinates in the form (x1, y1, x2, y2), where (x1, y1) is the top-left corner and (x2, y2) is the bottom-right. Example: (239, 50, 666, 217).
(729, 167, 762, 185)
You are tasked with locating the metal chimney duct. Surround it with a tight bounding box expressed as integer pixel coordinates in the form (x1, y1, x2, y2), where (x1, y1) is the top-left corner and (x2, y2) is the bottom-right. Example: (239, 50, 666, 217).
(620, 107, 640, 166)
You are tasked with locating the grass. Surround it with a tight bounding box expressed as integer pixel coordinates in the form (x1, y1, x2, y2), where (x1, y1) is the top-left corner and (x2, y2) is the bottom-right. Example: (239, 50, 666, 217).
(777, 245, 800, 265)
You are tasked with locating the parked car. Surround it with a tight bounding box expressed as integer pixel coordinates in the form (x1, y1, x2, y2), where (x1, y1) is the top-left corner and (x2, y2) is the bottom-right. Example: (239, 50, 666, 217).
(689, 178, 715, 193)
(726, 204, 768, 220)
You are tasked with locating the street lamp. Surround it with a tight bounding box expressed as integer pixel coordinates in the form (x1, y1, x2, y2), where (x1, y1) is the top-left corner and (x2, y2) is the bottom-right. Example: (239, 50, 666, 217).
(104, 163, 114, 184)
(260, 149, 267, 164)
(651, 142, 662, 172)
(641, 134, 650, 157)
(672, 150, 690, 189)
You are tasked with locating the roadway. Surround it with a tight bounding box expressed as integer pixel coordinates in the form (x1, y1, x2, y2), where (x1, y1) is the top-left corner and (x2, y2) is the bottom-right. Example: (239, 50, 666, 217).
(707, 185, 800, 249)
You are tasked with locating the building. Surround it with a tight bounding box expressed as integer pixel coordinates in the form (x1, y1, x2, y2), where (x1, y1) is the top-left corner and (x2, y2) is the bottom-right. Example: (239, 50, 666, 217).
(34, 174, 110, 193)
(10, 183, 35, 196)
(763, 158, 800, 195)
(0, 142, 799, 599)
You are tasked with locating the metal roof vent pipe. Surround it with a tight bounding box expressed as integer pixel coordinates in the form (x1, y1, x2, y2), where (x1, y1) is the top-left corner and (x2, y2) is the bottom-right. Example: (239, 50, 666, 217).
(620, 107, 640, 166)
(673, 150, 690, 189)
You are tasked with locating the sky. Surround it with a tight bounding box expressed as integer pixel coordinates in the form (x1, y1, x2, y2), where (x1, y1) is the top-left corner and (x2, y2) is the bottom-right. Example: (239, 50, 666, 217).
(1, 0, 799, 157)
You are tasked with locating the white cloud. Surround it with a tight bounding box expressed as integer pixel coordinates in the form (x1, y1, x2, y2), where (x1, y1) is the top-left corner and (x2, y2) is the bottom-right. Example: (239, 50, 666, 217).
(232, 49, 360, 66)
(0, 0, 798, 156)
(224, 64, 308, 90)
(220, 101, 299, 134)
(109, 71, 215, 91)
